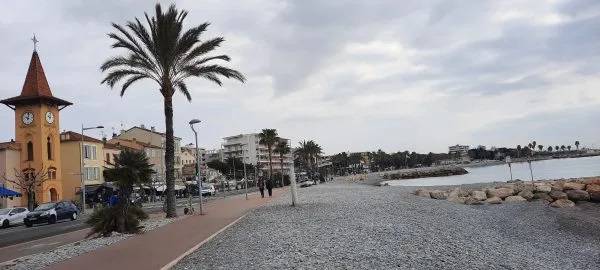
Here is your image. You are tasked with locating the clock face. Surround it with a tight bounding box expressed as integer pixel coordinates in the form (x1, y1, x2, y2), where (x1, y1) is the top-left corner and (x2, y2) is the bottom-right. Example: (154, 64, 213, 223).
(45, 111, 55, 124)
(22, 112, 34, 125)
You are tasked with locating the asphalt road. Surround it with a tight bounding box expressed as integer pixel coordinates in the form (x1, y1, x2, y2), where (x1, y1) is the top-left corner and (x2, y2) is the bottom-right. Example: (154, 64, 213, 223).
(0, 187, 260, 248)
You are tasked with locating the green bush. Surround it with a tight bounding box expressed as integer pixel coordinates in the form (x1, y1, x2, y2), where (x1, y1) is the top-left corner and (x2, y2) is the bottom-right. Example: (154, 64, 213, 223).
(86, 205, 148, 237)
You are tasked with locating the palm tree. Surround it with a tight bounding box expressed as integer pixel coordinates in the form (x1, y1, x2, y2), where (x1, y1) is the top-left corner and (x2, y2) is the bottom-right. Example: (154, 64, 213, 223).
(538, 145, 543, 152)
(547, 146, 553, 152)
(516, 145, 522, 158)
(561, 145, 566, 151)
(100, 4, 245, 217)
(258, 129, 278, 187)
(274, 140, 291, 187)
(555, 146, 559, 151)
(567, 145, 572, 151)
(532, 141, 537, 151)
(575, 141, 580, 150)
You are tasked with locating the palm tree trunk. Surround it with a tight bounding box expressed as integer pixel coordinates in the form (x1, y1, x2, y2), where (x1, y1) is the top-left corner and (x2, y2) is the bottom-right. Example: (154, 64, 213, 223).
(163, 95, 177, 218)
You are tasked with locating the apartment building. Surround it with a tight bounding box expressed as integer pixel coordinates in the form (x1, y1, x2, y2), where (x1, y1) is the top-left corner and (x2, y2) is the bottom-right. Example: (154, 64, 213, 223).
(222, 133, 293, 176)
(59, 131, 105, 201)
(115, 125, 183, 181)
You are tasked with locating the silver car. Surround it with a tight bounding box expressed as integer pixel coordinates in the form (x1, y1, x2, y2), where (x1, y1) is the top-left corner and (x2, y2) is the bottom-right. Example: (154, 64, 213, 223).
(0, 207, 29, 228)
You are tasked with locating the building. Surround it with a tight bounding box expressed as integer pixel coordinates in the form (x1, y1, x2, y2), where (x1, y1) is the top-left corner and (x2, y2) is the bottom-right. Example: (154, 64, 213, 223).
(222, 133, 293, 176)
(59, 131, 106, 201)
(0, 50, 73, 206)
(448, 144, 470, 156)
(0, 142, 22, 208)
(205, 149, 223, 163)
(114, 125, 183, 182)
(107, 137, 163, 184)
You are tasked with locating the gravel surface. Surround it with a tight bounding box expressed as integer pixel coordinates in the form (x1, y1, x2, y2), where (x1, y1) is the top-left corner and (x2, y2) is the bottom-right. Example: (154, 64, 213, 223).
(175, 181, 600, 270)
(2, 217, 179, 270)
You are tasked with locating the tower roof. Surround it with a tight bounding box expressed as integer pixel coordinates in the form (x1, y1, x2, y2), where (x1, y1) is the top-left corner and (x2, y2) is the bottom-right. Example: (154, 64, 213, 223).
(21, 51, 53, 97)
(1, 51, 72, 108)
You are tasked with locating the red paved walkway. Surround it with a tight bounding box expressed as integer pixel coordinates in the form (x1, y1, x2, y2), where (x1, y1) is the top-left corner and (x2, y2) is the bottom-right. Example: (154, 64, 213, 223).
(46, 189, 285, 270)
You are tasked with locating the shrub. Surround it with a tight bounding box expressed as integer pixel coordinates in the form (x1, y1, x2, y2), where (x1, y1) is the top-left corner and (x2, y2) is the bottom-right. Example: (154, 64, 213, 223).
(86, 205, 148, 237)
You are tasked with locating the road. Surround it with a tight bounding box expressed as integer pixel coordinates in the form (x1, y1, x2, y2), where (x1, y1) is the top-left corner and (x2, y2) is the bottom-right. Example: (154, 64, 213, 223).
(0, 187, 258, 248)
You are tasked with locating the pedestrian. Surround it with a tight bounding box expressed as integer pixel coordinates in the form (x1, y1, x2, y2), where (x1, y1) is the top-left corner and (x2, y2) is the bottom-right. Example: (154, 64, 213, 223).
(266, 177, 273, 197)
(257, 176, 265, 198)
(109, 191, 119, 207)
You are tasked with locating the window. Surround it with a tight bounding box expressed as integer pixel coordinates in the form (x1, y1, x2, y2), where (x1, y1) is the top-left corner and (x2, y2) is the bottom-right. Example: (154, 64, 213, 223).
(83, 145, 97, 160)
(47, 137, 53, 160)
(106, 153, 110, 163)
(27, 141, 33, 161)
(47, 168, 57, 180)
(84, 167, 100, 181)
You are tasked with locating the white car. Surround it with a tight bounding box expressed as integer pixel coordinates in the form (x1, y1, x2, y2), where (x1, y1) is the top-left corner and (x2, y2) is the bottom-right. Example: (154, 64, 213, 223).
(201, 184, 216, 196)
(0, 207, 29, 228)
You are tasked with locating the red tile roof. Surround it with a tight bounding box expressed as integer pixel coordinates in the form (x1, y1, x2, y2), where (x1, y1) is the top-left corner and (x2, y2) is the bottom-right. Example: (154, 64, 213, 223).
(60, 131, 103, 143)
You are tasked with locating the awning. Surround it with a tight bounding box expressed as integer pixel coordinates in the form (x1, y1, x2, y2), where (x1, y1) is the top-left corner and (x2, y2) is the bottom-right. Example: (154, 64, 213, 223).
(0, 187, 21, 198)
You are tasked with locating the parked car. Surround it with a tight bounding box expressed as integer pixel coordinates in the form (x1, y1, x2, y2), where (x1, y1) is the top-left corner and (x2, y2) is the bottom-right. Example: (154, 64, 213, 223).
(299, 181, 313, 188)
(0, 207, 29, 228)
(24, 201, 79, 227)
(201, 183, 216, 196)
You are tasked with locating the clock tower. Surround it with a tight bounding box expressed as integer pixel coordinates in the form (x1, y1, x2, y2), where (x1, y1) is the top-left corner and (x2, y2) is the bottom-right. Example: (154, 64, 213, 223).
(1, 51, 72, 205)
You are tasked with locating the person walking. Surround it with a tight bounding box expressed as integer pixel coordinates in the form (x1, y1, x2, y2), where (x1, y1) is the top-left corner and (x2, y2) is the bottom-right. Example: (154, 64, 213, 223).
(257, 176, 265, 198)
(266, 177, 273, 197)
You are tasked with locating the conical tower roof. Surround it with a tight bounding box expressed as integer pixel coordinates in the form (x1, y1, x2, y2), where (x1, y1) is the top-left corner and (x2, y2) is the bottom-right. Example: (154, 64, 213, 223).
(1, 51, 72, 108)
(20, 51, 53, 97)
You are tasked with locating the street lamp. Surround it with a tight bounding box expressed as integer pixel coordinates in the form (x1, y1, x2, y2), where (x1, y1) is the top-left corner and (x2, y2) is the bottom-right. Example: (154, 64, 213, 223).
(80, 125, 103, 214)
(189, 119, 203, 215)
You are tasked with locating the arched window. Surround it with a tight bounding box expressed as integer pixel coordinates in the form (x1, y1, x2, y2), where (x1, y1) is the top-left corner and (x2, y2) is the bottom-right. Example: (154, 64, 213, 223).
(47, 137, 53, 160)
(47, 167, 57, 180)
(27, 141, 33, 161)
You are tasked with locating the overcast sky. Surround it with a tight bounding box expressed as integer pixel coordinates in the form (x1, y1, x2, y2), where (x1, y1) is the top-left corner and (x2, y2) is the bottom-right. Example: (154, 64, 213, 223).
(1, 0, 599, 154)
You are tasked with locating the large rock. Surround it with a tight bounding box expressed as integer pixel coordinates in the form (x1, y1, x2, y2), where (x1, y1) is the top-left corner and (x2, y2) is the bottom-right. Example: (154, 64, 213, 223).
(550, 199, 575, 208)
(583, 178, 600, 186)
(549, 190, 568, 200)
(415, 189, 431, 198)
(464, 197, 484, 205)
(534, 184, 552, 193)
(562, 182, 586, 190)
(586, 184, 600, 202)
(485, 197, 502, 204)
(448, 196, 467, 204)
(533, 192, 553, 202)
(487, 188, 515, 199)
(471, 190, 487, 201)
(504, 195, 527, 203)
(517, 190, 534, 201)
(430, 190, 448, 200)
(566, 190, 590, 202)
(514, 184, 534, 193)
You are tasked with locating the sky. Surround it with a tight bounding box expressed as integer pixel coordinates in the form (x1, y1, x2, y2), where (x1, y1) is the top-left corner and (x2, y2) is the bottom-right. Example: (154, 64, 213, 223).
(1, 0, 600, 155)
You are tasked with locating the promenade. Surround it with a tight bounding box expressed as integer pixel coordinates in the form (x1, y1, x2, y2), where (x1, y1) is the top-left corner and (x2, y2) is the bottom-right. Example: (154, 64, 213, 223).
(43, 189, 284, 270)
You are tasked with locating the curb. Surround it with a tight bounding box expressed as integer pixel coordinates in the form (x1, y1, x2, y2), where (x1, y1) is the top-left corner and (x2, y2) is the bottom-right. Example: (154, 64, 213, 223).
(160, 213, 249, 270)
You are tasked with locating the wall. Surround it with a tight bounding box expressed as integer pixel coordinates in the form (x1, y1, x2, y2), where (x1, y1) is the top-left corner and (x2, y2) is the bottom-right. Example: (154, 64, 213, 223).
(0, 148, 23, 208)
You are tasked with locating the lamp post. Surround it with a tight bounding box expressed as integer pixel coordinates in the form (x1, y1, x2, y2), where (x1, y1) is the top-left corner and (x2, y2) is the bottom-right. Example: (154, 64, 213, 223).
(80, 125, 103, 214)
(505, 156, 513, 181)
(189, 119, 203, 215)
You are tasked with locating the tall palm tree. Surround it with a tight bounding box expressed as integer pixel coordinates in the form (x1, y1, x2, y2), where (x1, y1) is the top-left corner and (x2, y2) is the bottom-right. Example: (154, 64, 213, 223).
(531, 141, 537, 151)
(561, 145, 566, 151)
(567, 145, 572, 151)
(258, 129, 278, 187)
(555, 145, 559, 151)
(538, 145, 543, 152)
(100, 4, 245, 217)
(547, 146, 553, 152)
(516, 145, 522, 158)
(274, 139, 291, 187)
(575, 141, 580, 150)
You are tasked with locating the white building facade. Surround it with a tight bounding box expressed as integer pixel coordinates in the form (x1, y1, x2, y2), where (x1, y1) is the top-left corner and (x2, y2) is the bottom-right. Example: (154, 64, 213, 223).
(222, 133, 293, 176)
